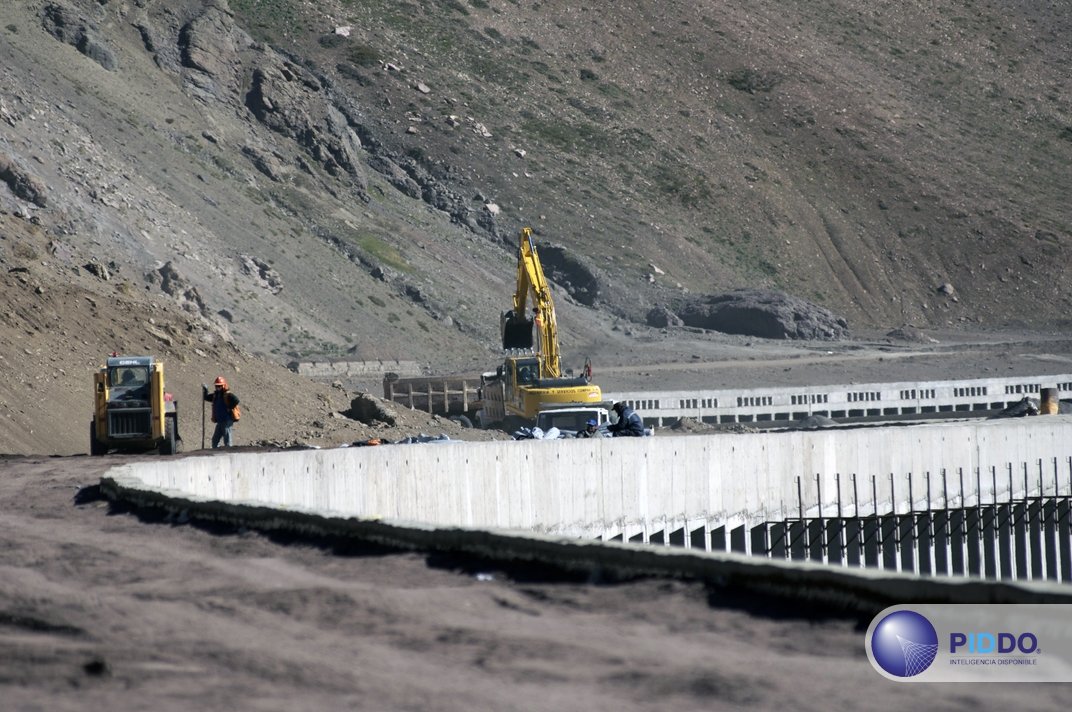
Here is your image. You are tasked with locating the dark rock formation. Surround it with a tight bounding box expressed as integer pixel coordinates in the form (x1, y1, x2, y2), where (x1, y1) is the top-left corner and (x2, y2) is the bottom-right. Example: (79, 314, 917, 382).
(677, 289, 848, 340)
(534, 243, 601, 306)
(40, 3, 117, 71)
(646, 305, 683, 328)
(346, 393, 397, 425)
(245, 61, 368, 190)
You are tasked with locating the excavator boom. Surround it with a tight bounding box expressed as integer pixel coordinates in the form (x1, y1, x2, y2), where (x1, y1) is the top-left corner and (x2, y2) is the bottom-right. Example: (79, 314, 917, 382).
(500, 227, 561, 378)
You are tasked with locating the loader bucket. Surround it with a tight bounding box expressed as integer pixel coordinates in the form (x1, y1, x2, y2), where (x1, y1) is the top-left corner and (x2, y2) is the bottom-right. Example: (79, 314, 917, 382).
(501, 310, 534, 350)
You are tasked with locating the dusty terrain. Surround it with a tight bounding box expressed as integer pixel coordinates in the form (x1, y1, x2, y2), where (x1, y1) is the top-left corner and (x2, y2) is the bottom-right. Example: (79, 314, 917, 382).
(2, 454, 1068, 711)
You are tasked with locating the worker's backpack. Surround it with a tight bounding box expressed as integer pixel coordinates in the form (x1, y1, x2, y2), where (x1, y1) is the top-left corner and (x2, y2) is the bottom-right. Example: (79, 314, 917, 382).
(230, 402, 241, 422)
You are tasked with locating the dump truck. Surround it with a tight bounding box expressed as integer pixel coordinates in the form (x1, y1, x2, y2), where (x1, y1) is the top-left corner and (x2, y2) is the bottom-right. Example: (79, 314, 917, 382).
(478, 227, 603, 430)
(90, 355, 180, 455)
(382, 372, 483, 427)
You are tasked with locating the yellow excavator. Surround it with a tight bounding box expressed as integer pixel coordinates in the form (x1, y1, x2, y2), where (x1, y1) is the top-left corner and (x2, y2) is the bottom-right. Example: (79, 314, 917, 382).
(479, 227, 603, 428)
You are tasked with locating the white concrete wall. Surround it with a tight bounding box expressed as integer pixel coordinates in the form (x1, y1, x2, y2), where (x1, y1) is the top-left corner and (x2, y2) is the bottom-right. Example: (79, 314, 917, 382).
(605, 372, 1072, 425)
(109, 417, 1072, 538)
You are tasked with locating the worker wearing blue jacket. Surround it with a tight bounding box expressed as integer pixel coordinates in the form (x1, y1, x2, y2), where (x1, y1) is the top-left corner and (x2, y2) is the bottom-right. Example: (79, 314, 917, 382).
(608, 402, 645, 437)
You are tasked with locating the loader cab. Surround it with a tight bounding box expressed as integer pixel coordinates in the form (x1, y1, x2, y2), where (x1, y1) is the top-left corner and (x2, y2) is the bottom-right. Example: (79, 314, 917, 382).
(107, 362, 151, 403)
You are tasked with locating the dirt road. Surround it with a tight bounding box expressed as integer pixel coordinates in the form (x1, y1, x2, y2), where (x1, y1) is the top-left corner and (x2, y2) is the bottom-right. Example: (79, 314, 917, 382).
(1, 454, 1065, 711)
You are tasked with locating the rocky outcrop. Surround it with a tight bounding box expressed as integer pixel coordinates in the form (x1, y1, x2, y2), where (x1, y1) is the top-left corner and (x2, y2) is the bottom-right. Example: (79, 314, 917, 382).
(155, 261, 209, 317)
(0, 154, 48, 207)
(245, 61, 368, 190)
(645, 305, 683, 328)
(677, 289, 848, 340)
(40, 3, 117, 71)
(534, 243, 601, 306)
(178, 2, 250, 100)
(241, 255, 283, 294)
(346, 393, 398, 425)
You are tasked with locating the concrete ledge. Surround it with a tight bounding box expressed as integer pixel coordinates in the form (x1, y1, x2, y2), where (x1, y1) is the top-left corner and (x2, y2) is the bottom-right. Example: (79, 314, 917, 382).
(100, 468, 1072, 610)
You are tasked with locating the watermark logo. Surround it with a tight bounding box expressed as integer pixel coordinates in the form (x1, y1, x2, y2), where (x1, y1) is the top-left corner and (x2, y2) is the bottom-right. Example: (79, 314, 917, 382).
(864, 605, 1072, 682)
(869, 610, 939, 677)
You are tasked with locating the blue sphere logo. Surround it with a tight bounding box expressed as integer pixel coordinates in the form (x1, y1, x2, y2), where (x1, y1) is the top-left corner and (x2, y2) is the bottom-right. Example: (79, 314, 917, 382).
(870, 610, 939, 677)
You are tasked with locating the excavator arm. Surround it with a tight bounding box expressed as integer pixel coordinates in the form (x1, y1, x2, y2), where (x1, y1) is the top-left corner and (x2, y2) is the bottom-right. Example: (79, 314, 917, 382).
(501, 227, 561, 378)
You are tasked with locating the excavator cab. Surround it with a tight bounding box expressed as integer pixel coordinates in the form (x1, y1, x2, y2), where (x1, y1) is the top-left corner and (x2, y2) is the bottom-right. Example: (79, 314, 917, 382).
(501, 309, 534, 350)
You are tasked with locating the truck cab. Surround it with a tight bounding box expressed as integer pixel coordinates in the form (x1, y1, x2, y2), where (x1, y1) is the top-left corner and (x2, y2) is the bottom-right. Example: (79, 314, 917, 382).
(535, 405, 611, 437)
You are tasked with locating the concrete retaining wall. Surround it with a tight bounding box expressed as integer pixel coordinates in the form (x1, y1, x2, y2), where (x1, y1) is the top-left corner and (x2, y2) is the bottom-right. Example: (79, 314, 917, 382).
(97, 473, 1072, 607)
(288, 359, 421, 380)
(605, 373, 1072, 426)
(107, 416, 1072, 538)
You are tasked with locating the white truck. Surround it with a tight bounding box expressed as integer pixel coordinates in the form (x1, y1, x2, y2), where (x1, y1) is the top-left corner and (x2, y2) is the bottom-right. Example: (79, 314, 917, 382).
(534, 404, 612, 437)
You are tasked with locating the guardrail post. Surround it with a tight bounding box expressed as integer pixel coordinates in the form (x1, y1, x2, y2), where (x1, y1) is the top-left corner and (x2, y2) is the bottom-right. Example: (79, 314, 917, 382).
(881, 514, 898, 571)
(966, 507, 982, 576)
(826, 518, 843, 566)
(899, 513, 916, 574)
(845, 518, 862, 567)
(916, 510, 932, 575)
(1058, 500, 1072, 582)
(1012, 500, 1028, 579)
(769, 521, 787, 559)
(788, 520, 805, 561)
(1044, 498, 1058, 581)
(998, 502, 1014, 580)
(949, 509, 965, 575)
(981, 505, 998, 579)
(1029, 499, 1043, 580)
(863, 517, 879, 567)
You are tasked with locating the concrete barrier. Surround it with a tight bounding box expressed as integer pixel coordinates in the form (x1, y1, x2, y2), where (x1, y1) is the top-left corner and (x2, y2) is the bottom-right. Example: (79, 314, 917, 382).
(99, 471, 1072, 607)
(104, 416, 1072, 538)
(98, 415, 1072, 606)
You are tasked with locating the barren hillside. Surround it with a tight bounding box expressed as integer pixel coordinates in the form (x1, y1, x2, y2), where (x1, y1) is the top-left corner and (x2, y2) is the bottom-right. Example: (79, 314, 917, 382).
(0, 0, 1069, 455)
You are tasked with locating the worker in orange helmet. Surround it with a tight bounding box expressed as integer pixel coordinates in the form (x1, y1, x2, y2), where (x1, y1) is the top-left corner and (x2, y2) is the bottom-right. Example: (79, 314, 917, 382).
(202, 376, 241, 448)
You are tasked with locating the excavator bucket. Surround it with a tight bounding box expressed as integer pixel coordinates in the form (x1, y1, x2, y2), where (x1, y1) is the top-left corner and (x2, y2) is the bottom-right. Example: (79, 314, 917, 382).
(501, 310, 534, 350)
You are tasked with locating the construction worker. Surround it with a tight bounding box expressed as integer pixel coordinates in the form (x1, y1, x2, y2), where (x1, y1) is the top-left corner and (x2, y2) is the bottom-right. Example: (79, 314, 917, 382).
(202, 376, 240, 448)
(607, 401, 645, 437)
(576, 418, 602, 438)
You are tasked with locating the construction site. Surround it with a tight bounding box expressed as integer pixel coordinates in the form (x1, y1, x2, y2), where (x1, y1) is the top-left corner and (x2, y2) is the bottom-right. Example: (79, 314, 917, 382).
(2, 0, 1072, 708)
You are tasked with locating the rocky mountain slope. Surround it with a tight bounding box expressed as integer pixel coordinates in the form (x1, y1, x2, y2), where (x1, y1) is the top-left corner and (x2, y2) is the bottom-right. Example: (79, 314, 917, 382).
(0, 0, 1069, 455)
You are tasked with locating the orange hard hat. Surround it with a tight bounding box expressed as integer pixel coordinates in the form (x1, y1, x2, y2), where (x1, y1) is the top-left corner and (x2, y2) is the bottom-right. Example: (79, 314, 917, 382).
(214, 376, 228, 388)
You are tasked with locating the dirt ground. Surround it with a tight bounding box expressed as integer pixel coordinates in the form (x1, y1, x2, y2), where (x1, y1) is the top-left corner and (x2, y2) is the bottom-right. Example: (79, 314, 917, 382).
(4, 335, 1072, 711)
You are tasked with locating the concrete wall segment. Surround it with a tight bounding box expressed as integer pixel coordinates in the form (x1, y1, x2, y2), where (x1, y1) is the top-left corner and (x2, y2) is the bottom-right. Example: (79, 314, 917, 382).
(98, 469, 1072, 607)
(106, 417, 1072, 538)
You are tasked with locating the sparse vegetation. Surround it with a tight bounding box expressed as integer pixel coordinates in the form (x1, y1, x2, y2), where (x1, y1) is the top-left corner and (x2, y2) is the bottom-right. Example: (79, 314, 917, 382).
(648, 164, 712, 209)
(521, 118, 612, 153)
(358, 235, 410, 272)
(726, 67, 782, 94)
(347, 44, 382, 67)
